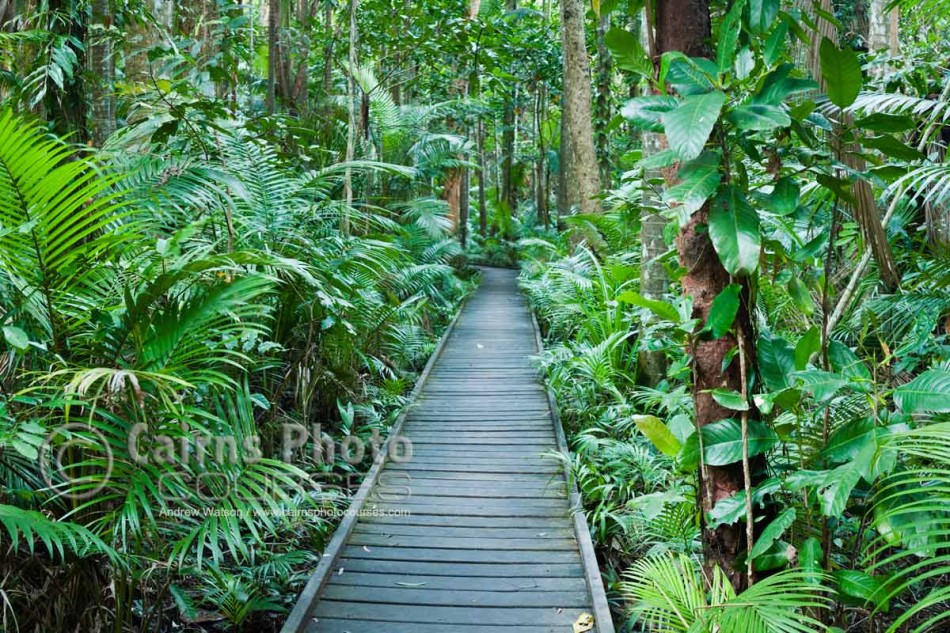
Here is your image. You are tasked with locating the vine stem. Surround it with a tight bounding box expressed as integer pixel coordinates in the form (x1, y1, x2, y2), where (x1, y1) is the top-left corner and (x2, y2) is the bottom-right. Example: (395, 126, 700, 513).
(735, 286, 754, 584)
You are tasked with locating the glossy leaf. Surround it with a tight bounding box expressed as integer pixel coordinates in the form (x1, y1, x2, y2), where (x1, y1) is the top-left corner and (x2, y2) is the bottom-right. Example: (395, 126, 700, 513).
(701, 418, 779, 466)
(750, 508, 796, 560)
(634, 415, 682, 457)
(705, 283, 741, 339)
(819, 38, 862, 108)
(663, 92, 727, 161)
(708, 186, 761, 276)
(894, 369, 950, 413)
(758, 333, 795, 390)
(728, 104, 791, 131)
(664, 152, 722, 216)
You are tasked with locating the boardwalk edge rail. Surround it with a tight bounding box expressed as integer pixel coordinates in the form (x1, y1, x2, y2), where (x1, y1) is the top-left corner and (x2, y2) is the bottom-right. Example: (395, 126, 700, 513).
(281, 296, 469, 633)
(530, 311, 616, 633)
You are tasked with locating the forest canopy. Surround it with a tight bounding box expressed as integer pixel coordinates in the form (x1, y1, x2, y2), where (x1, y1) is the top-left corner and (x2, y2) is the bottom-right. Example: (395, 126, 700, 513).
(0, 0, 949, 631)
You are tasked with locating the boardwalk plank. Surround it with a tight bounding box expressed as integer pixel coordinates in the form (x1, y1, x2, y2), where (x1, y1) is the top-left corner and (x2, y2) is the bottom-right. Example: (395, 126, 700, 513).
(283, 268, 613, 633)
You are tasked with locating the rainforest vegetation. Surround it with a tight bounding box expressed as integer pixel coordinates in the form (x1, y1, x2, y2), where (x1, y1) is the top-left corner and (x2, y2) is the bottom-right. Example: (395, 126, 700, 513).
(0, 0, 949, 631)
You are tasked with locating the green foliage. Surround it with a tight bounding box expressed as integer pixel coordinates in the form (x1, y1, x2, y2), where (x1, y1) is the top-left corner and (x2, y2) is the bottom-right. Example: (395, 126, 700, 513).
(622, 553, 832, 632)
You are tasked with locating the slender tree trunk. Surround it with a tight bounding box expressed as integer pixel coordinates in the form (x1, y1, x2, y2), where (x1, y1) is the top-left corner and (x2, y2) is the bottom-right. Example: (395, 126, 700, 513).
(88, 0, 115, 146)
(559, 0, 601, 216)
(536, 82, 549, 227)
(501, 92, 516, 213)
(557, 108, 574, 223)
(638, 131, 670, 385)
(658, 0, 759, 590)
(594, 11, 611, 184)
(444, 169, 462, 232)
(322, 3, 335, 97)
(342, 0, 359, 233)
(478, 118, 488, 236)
(638, 7, 668, 385)
(266, 0, 279, 113)
(869, 0, 900, 77)
(291, 0, 314, 114)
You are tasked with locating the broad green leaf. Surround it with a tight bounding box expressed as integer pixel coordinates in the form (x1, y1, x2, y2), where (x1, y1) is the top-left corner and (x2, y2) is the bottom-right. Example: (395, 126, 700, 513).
(788, 277, 815, 315)
(710, 388, 749, 411)
(819, 38, 862, 108)
(816, 173, 855, 203)
(758, 333, 795, 390)
(704, 283, 740, 339)
(708, 186, 761, 276)
(667, 414, 694, 444)
(894, 368, 950, 413)
(854, 112, 915, 133)
(664, 152, 722, 215)
(727, 104, 791, 131)
(663, 92, 727, 161)
(701, 418, 779, 466)
(834, 570, 889, 611)
(746, 0, 779, 35)
(823, 417, 876, 463)
(799, 537, 823, 576)
(749, 507, 796, 560)
(751, 540, 793, 571)
(769, 177, 800, 216)
(605, 27, 652, 78)
(617, 291, 680, 322)
(796, 369, 848, 403)
(708, 478, 781, 527)
(638, 149, 678, 170)
(622, 96, 679, 132)
(820, 462, 861, 516)
(862, 134, 925, 161)
(753, 63, 817, 105)
(12, 439, 39, 460)
(828, 340, 871, 382)
(665, 56, 717, 95)
(634, 415, 682, 457)
(735, 47, 755, 80)
(794, 326, 821, 370)
(718, 0, 746, 72)
(763, 20, 789, 66)
(1, 326, 28, 351)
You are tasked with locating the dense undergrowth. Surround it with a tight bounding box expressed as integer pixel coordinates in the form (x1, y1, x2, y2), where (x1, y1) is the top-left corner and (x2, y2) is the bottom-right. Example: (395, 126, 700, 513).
(0, 107, 472, 631)
(521, 207, 950, 632)
(517, 97, 950, 633)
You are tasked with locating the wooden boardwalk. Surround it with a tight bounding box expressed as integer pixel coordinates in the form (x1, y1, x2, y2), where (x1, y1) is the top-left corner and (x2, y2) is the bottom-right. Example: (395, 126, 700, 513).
(283, 268, 613, 633)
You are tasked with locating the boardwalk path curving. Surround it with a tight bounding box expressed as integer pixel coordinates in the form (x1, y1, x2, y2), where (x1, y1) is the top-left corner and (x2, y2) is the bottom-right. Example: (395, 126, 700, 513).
(283, 267, 613, 633)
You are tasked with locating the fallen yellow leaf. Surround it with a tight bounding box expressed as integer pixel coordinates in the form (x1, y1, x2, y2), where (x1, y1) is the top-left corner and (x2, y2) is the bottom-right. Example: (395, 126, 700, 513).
(573, 612, 594, 633)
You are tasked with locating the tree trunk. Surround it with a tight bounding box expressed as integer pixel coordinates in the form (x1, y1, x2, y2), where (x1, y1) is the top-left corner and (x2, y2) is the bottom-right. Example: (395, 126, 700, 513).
(322, 3, 336, 97)
(88, 0, 115, 146)
(638, 131, 670, 386)
(266, 0, 279, 113)
(658, 0, 755, 590)
(559, 0, 601, 216)
(444, 169, 462, 232)
(557, 108, 574, 224)
(291, 0, 314, 114)
(342, 0, 359, 232)
(478, 118, 488, 236)
(501, 90, 517, 214)
(869, 0, 894, 53)
(460, 165, 470, 246)
(536, 82, 549, 227)
(594, 11, 611, 184)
